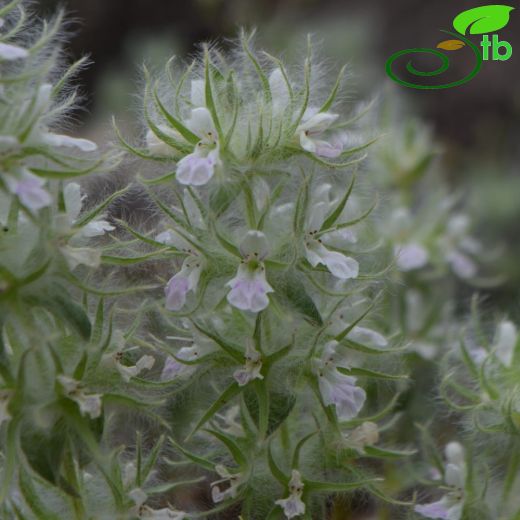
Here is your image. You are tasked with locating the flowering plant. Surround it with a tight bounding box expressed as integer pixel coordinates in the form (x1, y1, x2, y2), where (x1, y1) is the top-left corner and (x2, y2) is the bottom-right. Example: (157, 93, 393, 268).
(0, 3, 518, 519)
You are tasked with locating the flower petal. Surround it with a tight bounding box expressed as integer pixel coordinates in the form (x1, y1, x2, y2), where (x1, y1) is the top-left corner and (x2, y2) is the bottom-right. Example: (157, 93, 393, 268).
(226, 264, 273, 312)
(176, 151, 216, 186)
(165, 275, 190, 311)
(493, 320, 517, 367)
(81, 219, 115, 238)
(239, 230, 269, 258)
(298, 111, 338, 133)
(415, 499, 450, 519)
(395, 243, 429, 271)
(349, 326, 388, 348)
(5, 169, 52, 211)
(190, 79, 205, 107)
(41, 132, 97, 152)
(447, 250, 476, 279)
(0, 42, 28, 60)
(187, 107, 215, 138)
(64, 182, 84, 223)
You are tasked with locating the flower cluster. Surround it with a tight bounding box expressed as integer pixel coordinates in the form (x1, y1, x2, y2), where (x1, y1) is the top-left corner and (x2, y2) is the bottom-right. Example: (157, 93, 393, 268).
(0, 4, 514, 520)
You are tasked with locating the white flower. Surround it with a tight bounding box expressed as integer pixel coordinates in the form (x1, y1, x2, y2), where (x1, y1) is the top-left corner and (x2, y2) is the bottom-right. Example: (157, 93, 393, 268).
(210, 464, 245, 503)
(212, 405, 244, 437)
(60, 246, 101, 270)
(176, 147, 219, 186)
(0, 42, 28, 61)
(328, 307, 387, 349)
(305, 240, 359, 280)
(164, 256, 203, 311)
(57, 183, 114, 269)
(305, 192, 359, 280)
(158, 230, 203, 311)
(63, 182, 114, 238)
(226, 230, 274, 312)
(275, 470, 306, 519)
(445, 250, 477, 279)
(493, 320, 517, 367)
(176, 108, 220, 186)
(233, 342, 263, 386)
(415, 495, 463, 520)
(0, 390, 12, 427)
(394, 242, 429, 271)
(129, 488, 187, 519)
(347, 421, 379, 452)
(22, 84, 97, 152)
(57, 376, 102, 419)
(115, 353, 155, 383)
(2, 166, 52, 211)
(440, 214, 479, 279)
(39, 132, 97, 152)
(296, 107, 343, 158)
(348, 326, 388, 349)
(415, 442, 466, 520)
(161, 331, 217, 381)
(314, 341, 366, 420)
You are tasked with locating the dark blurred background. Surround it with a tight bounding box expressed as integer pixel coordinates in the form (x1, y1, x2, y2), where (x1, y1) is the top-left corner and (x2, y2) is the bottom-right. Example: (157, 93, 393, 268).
(34, 0, 519, 159)
(33, 0, 520, 308)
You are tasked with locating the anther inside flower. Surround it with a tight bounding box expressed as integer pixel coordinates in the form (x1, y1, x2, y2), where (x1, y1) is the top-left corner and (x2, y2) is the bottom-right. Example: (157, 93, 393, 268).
(157, 230, 204, 311)
(176, 106, 221, 186)
(415, 442, 466, 520)
(314, 341, 366, 420)
(296, 108, 344, 158)
(275, 469, 306, 519)
(305, 196, 359, 280)
(233, 342, 264, 386)
(226, 230, 274, 312)
(210, 464, 245, 503)
(57, 375, 102, 419)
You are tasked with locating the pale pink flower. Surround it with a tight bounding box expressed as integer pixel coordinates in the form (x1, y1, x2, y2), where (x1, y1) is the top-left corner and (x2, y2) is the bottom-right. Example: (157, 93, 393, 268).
(226, 231, 273, 312)
(233, 342, 263, 386)
(296, 108, 342, 158)
(3, 167, 51, 211)
(275, 470, 306, 519)
(314, 341, 366, 420)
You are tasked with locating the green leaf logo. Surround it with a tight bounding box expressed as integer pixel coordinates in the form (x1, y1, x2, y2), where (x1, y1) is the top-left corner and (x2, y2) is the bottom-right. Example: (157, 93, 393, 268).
(453, 5, 514, 35)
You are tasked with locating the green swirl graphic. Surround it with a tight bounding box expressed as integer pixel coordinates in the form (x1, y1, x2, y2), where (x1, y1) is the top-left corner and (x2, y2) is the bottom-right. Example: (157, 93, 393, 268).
(385, 30, 483, 89)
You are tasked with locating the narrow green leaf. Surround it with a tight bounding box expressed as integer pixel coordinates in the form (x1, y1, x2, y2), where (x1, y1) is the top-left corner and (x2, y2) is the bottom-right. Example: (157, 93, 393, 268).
(101, 249, 171, 265)
(242, 35, 272, 103)
(167, 437, 215, 471)
(141, 435, 165, 483)
(187, 381, 243, 438)
(267, 442, 289, 485)
(338, 366, 408, 381)
(319, 64, 346, 113)
(291, 431, 318, 469)
(205, 428, 248, 467)
(190, 321, 243, 361)
(74, 185, 129, 228)
(321, 172, 356, 231)
(152, 86, 199, 144)
(204, 49, 224, 141)
(305, 477, 382, 492)
(363, 445, 416, 458)
(333, 298, 378, 342)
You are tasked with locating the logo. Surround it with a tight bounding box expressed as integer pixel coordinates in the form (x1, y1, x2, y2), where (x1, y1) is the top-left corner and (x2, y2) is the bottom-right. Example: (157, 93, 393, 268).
(386, 5, 514, 89)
